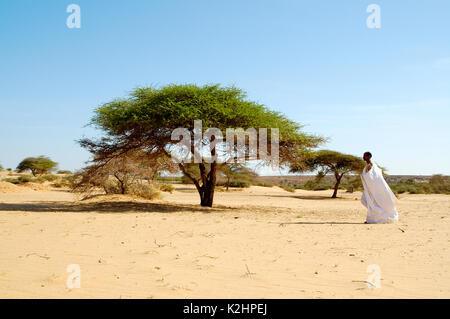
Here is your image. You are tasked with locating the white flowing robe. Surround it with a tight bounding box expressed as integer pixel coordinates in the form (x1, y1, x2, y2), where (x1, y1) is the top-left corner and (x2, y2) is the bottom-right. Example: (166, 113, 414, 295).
(361, 163, 398, 223)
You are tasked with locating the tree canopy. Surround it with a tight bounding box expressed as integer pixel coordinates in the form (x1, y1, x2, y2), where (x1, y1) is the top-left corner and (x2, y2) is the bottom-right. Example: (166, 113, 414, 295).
(16, 156, 58, 176)
(290, 150, 365, 198)
(80, 84, 324, 206)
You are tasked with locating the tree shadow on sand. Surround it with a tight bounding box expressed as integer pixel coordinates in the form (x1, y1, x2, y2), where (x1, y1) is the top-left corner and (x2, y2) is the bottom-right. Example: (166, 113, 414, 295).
(0, 200, 233, 214)
(279, 221, 365, 226)
(252, 194, 352, 200)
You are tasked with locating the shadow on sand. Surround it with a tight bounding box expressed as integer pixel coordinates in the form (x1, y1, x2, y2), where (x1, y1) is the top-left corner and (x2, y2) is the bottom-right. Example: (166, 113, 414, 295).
(279, 221, 365, 225)
(253, 194, 349, 200)
(0, 200, 234, 214)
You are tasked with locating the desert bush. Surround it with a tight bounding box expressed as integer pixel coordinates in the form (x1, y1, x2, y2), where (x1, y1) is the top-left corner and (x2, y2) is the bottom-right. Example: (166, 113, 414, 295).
(181, 174, 193, 184)
(41, 174, 58, 182)
(57, 170, 72, 175)
(127, 183, 162, 200)
(389, 175, 449, 195)
(344, 176, 363, 193)
(301, 180, 333, 191)
(72, 151, 173, 201)
(280, 184, 295, 192)
(428, 174, 450, 194)
(159, 183, 174, 193)
(216, 179, 251, 188)
(4, 176, 32, 185)
(0, 164, 3, 171)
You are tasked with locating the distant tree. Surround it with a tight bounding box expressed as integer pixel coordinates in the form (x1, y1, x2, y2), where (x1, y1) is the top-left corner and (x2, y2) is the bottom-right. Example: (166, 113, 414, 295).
(290, 150, 365, 198)
(79, 84, 324, 207)
(0, 164, 3, 171)
(17, 156, 58, 176)
(219, 163, 257, 190)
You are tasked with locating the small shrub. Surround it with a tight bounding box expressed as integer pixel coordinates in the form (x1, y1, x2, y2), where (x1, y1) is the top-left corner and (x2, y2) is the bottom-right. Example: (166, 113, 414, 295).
(57, 170, 72, 175)
(231, 180, 251, 188)
(255, 182, 275, 188)
(4, 178, 19, 184)
(181, 175, 193, 184)
(280, 185, 295, 192)
(4, 176, 32, 185)
(41, 174, 58, 181)
(216, 180, 251, 188)
(215, 186, 226, 192)
(128, 184, 162, 200)
(159, 183, 174, 193)
(301, 180, 333, 191)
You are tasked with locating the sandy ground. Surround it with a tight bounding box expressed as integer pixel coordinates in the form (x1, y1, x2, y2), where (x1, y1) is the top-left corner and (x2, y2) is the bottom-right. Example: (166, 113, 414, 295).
(0, 184, 449, 298)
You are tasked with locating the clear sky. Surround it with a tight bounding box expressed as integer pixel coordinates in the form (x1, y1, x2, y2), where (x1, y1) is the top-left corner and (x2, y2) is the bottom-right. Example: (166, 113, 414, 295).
(0, 0, 449, 175)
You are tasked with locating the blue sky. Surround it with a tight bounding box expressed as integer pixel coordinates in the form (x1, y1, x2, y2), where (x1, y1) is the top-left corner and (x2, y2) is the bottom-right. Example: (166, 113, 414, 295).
(0, 0, 449, 174)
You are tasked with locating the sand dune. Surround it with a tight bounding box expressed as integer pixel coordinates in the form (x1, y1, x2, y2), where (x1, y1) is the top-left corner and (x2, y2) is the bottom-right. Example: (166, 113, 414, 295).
(0, 184, 449, 298)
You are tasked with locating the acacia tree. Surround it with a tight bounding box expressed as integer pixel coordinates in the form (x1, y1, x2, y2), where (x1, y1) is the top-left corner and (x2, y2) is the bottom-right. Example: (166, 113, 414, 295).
(17, 156, 58, 176)
(80, 84, 323, 207)
(290, 150, 365, 198)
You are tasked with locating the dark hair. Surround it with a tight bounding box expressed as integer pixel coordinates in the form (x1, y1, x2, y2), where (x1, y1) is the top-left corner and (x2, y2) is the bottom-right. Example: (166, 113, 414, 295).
(364, 151, 372, 158)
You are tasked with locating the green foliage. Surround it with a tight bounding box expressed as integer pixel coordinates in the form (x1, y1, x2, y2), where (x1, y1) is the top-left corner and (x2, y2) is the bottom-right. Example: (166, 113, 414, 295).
(0, 164, 3, 171)
(17, 156, 58, 176)
(90, 84, 323, 156)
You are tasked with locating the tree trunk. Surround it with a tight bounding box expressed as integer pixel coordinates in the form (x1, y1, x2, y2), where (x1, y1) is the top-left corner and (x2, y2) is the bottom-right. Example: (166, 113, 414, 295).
(332, 173, 343, 198)
(175, 136, 219, 207)
(198, 161, 217, 207)
(200, 184, 215, 207)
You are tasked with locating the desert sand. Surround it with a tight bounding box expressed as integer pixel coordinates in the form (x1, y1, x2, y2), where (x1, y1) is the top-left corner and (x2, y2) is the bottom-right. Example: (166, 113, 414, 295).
(0, 183, 449, 298)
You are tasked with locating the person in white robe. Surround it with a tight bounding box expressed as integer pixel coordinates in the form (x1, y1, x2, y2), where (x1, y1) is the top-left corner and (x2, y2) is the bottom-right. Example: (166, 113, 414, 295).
(360, 152, 398, 224)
